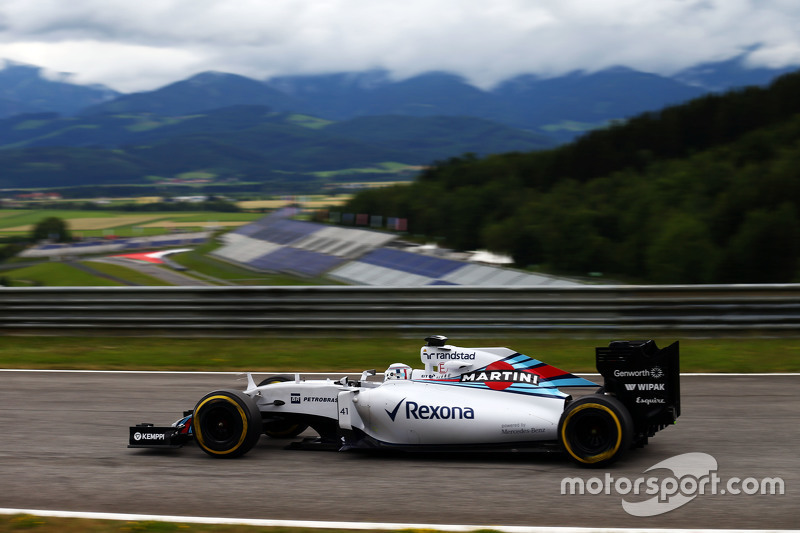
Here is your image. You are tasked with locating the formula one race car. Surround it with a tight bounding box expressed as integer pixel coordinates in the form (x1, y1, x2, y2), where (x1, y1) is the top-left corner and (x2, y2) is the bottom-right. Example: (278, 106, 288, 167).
(129, 336, 680, 466)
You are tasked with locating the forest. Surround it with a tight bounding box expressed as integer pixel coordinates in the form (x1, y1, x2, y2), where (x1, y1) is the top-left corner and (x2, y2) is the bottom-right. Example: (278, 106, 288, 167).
(343, 71, 800, 283)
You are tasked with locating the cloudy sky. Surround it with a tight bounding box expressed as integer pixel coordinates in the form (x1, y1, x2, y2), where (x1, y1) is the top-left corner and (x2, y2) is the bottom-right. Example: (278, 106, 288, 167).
(1, 0, 799, 93)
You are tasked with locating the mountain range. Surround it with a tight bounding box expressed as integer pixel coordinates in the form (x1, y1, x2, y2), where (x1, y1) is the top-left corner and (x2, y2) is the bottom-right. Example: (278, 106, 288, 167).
(0, 61, 119, 117)
(73, 65, 758, 142)
(5, 56, 798, 139)
(0, 56, 796, 193)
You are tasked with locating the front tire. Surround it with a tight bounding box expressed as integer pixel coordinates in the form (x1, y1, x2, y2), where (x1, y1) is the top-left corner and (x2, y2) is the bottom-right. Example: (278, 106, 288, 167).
(558, 394, 633, 467)
(192, 389, 262, 458)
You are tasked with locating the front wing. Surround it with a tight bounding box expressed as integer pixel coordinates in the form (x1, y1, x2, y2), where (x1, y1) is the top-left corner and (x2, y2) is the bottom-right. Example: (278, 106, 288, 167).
(129, 419, 193, 449)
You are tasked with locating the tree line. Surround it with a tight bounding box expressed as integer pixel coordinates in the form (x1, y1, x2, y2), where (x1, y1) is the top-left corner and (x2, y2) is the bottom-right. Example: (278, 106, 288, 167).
(344, 71, 800, 283)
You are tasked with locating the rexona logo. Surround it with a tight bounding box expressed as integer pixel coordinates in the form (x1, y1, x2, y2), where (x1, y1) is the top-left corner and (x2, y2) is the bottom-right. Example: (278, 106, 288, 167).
(386, 398, 475, 421)
(460, 361, 539, 391)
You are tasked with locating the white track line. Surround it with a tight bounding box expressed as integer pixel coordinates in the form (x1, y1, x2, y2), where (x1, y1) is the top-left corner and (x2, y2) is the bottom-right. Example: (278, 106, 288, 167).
(1, 369, 798, 376)
(0, 508, 797, 533)
(0, 369, 350, 375)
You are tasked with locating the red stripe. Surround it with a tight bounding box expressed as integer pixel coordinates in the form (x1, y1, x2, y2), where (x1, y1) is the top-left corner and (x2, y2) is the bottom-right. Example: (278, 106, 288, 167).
(115, 252, 164, 264)
(529, 364, 569, 380)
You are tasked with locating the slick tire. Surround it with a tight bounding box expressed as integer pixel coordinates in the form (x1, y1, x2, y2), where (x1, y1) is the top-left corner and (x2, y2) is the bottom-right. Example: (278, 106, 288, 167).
(258, 376, 309, 438)
(192, 389, 262, 458)
(558, 394, 633, 467)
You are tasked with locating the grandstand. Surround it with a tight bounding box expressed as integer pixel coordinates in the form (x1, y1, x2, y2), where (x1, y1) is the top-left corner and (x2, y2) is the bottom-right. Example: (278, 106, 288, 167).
(19, 209, 579, 286)
(328, 248, 578, 286)
(212, 210, 396, 278)
(213, 212, 580, 286)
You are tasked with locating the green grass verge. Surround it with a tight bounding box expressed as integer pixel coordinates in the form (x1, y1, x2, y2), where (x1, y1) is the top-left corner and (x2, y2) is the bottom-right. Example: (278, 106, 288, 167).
(0, 336, 797, 372)
(0, 514, 383, 533)
(0, 261, 175, 287)
(171, 247, 339, 286)
(1, 254, 337, 287)
(81, 261, 173, 286)
(0, 262, 122, 286)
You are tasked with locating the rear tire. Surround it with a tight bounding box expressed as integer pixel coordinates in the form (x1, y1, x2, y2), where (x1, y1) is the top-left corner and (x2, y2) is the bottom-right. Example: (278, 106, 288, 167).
(558, 394, 633, 467)
(258, 376, 309, 438)
(192, 389, 262, 458)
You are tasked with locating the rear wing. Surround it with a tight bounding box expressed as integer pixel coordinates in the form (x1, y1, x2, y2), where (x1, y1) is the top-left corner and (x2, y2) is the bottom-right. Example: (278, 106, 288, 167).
(596, 340, 680, 442)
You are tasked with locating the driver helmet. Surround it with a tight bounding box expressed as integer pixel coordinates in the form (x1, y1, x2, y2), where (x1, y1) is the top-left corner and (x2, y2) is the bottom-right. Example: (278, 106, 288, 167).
(385, 363, 412, 381)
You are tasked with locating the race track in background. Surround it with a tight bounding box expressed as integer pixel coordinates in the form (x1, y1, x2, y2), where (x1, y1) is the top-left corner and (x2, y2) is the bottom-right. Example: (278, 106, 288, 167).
(0, 371, 796, 530)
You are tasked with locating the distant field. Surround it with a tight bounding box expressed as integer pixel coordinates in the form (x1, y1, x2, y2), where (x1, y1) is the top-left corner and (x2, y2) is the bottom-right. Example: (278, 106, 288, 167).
(139, 220, 248, 228)
(0, 209, 262, 237)
(237, 194, 352, 210)
(3, 215, 168, 232)
(312, 162, 422, 178)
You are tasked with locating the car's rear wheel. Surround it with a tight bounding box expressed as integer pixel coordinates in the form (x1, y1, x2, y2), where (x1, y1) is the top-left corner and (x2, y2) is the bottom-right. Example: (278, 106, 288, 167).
(558, 394, 633, 467)
(192, 389, 262, 458)
(258, 376, 309, 438)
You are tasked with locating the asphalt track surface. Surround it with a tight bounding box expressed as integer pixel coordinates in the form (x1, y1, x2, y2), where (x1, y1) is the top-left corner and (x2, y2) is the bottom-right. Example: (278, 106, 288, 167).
(1, 371, 797, 530)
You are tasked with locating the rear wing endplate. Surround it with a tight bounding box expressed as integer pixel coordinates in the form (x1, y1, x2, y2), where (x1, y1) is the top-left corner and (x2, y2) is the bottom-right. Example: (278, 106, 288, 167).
(596, 340, 680, 438)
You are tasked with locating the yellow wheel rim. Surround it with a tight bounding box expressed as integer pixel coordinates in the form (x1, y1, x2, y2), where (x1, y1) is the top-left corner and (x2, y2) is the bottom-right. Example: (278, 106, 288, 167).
(561, 403, 622, 464)
(194, 395, 249, 456)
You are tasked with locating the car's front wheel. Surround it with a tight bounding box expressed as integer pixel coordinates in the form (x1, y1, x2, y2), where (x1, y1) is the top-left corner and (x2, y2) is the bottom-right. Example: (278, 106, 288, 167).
(558, 394, 633, 467)
(192, 389, 262, 458)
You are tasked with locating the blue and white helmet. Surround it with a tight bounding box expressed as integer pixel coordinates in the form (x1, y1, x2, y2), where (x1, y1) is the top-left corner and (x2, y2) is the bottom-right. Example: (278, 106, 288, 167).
(385, 363, 412, 381)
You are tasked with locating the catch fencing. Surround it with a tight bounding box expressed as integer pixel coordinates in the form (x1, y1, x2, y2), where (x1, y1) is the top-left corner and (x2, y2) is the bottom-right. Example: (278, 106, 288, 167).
(0, 284, 798, 336)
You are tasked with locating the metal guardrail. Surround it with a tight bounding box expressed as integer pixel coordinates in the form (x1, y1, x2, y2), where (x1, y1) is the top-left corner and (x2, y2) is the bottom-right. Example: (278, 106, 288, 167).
(1, 284, 799, 336)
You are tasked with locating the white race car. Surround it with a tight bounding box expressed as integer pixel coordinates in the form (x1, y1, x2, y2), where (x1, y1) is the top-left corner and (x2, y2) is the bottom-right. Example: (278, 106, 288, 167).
(129, 335, 680, 466)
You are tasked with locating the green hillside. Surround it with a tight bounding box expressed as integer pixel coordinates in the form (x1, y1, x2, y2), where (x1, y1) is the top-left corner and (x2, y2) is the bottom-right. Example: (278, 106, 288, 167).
(0, 106, 553, 192)
(344, 72, 800, 284)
